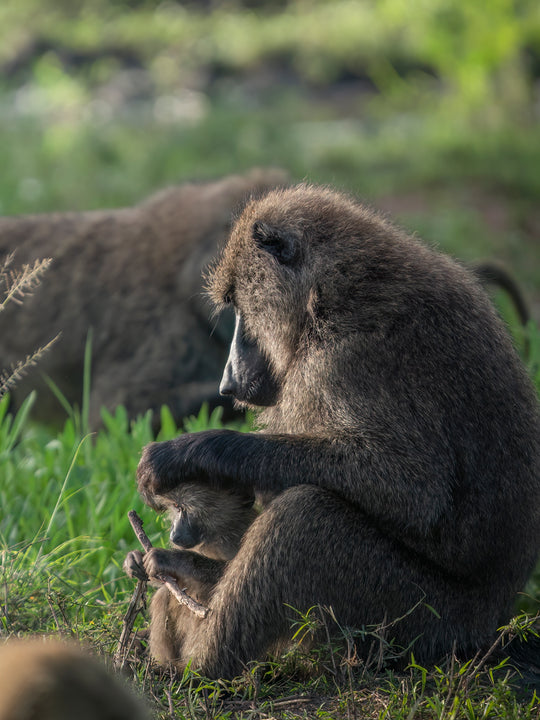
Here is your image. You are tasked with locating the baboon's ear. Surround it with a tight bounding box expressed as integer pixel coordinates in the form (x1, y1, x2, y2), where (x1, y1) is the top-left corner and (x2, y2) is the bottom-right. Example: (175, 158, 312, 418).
(252, 221, 298, 264)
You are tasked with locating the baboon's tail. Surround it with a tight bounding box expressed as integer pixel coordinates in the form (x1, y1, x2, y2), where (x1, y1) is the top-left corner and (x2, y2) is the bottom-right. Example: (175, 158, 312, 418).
(471, 260, 530, 328)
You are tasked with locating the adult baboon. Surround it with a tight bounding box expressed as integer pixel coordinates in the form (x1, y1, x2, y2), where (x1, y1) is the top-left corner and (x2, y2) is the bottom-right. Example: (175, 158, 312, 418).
(137, 184, 540, 679)
(124, 484, 257, 665)
(0, 168, 288, 428)
(0, 638, 150, 720)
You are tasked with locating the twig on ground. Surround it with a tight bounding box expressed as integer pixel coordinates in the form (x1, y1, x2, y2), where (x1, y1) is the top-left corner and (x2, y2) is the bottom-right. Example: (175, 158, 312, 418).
(114, 577, 147, 670)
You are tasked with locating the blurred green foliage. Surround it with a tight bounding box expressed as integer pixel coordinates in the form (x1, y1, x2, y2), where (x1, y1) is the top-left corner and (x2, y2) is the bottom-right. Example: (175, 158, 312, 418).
(1, 1, 538, 193)
(2, 0, 539, 108)
(0, 0, 538, 311)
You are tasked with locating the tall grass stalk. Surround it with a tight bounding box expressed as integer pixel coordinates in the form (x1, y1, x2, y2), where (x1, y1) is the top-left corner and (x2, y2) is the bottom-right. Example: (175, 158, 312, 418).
(35, 433, 92, 565)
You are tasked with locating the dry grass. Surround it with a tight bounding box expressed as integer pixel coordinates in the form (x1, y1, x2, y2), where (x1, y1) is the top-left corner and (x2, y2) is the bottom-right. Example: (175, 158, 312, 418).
(0, 254, 58, 398)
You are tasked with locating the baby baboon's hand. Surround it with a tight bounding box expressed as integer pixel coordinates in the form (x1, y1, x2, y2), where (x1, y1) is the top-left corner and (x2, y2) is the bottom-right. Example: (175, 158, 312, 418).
(142, 547, 193, 582)
(123, 550, 148, 582)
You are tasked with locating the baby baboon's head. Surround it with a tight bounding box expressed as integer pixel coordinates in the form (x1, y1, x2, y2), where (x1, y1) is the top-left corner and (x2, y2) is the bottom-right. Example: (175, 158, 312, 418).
(156, 484, 257, 561)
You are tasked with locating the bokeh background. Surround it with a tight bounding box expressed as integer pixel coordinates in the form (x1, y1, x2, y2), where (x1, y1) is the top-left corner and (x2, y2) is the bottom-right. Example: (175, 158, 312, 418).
(1, 0, 539, 319)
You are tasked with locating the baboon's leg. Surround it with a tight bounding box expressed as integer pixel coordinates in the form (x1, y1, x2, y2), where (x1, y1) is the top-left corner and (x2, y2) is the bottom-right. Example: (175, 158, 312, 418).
(145, 551, 229, 664)
(180, 485, 497, 679)
(149, 586, 208, 664)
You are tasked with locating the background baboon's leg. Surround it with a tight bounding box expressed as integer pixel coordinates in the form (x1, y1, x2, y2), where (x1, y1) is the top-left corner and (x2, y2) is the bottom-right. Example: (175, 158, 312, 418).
(181, 486, 497, 679)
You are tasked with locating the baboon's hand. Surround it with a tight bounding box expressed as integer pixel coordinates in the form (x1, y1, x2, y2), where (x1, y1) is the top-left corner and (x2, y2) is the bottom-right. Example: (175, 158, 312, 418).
(123, 550, 148, 582)
(143, 547, 192, 582)
(137, 430, 238, 503)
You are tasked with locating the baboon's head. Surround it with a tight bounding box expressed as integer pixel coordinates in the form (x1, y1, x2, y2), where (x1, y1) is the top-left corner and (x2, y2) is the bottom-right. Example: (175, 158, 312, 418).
(207, 184, 419, 410)
(155, 484, 256, 561)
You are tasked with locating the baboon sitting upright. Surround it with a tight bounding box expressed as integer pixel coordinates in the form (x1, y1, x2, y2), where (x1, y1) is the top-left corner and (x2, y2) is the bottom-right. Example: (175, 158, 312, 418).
(124, 484, 257, 666)
(137, 184, 540, 679)
(0, 168, 288, 428)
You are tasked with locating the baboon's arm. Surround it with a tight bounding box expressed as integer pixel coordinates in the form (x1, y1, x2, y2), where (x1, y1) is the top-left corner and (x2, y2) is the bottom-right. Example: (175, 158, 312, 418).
(138, 427, 452, 534)
(142, 547, 226, 587)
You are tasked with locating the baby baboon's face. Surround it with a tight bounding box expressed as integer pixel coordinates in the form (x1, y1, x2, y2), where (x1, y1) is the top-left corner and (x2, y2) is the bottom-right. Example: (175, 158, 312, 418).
(158, 484, 256, 561)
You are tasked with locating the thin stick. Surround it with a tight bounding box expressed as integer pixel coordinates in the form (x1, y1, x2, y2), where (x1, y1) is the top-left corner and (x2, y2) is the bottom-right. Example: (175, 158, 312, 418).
(128, 510, 209, 619)
(114, 578, 147, 670)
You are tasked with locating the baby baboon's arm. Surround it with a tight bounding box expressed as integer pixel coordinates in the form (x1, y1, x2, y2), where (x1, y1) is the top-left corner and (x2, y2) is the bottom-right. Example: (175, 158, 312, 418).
(144, 547, 225, 587)
(124, 547, 225, 588)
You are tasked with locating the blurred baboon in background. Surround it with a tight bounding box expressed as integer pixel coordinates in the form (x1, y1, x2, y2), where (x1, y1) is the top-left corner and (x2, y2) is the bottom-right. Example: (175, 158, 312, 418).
(137, 184, 540, 679)
(124, 484, 257, 666)
(0, 168, 288, 428)
(0, 638, 150, 720)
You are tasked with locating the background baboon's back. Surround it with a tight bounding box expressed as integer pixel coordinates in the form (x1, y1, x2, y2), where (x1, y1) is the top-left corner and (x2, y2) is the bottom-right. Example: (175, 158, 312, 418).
(0, 168, 288, 427)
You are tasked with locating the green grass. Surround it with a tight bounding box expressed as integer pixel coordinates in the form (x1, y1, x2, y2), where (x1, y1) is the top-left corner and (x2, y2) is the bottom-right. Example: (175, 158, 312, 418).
(0, 397, 247, 609)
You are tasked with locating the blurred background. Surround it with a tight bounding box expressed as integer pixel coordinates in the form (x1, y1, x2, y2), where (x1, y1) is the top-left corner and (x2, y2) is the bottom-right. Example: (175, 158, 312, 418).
(1, 0, 539, 314)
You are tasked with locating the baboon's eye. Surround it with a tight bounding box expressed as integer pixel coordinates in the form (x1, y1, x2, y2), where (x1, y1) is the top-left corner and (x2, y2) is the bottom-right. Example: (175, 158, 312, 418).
(252, 221, 299, 265)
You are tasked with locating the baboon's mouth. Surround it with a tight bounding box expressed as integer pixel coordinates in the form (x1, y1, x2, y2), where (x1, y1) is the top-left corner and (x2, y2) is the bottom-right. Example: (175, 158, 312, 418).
(239, 373, 279, 407)
(244, 375, 264, 401)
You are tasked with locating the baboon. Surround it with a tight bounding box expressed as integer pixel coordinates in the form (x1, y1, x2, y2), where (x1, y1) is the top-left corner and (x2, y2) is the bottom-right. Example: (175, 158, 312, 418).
(0, 168, 288, 428)
(124, 484, 257, 666)
(0, 638, 150, 720)
(137, 184, 540, 679)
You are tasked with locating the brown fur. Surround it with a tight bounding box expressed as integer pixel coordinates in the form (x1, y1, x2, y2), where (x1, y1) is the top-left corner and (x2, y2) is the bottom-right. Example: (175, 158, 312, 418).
(0, 168, 288, 428)
(137, 184, 540, 679)
(0, 638, 149, 719)
(124, 484, 257, 666)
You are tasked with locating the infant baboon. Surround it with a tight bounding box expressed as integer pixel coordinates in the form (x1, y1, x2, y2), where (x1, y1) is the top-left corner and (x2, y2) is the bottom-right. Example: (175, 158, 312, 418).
(0, 638, 150, 720)
(0, 168, 288, 428)
(137, 184, 540, 679)
(124, 484, 257, 666)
